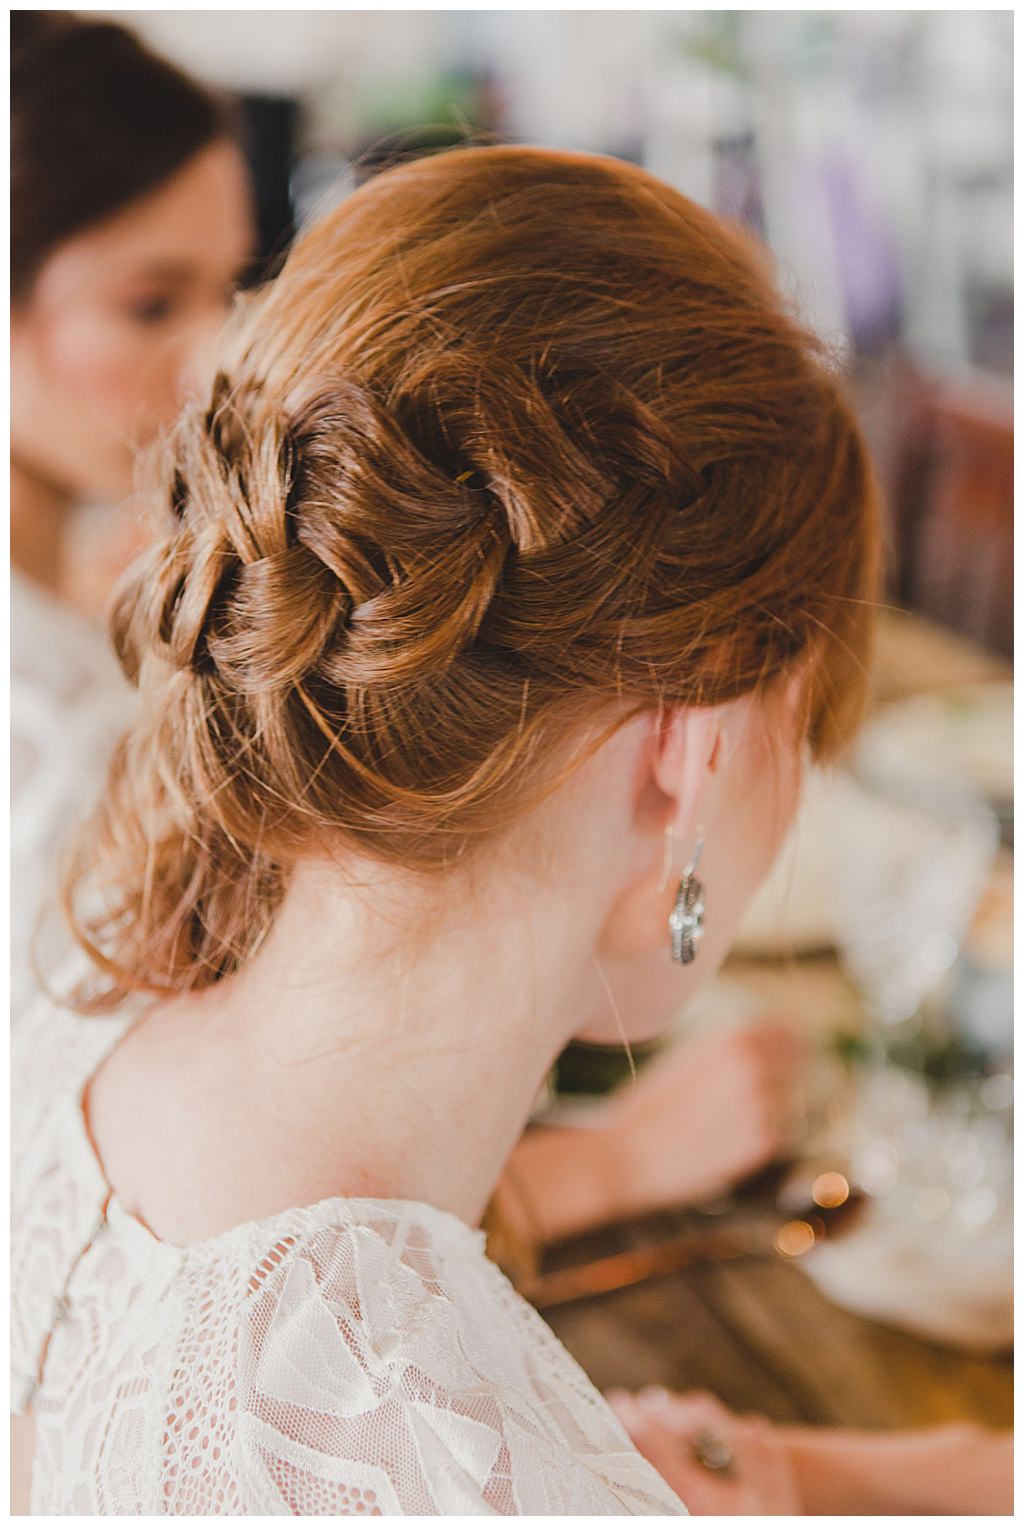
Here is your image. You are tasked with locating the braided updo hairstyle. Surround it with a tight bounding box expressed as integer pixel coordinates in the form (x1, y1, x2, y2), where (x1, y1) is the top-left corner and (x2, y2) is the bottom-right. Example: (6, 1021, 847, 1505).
(66, 146, 880, 1010)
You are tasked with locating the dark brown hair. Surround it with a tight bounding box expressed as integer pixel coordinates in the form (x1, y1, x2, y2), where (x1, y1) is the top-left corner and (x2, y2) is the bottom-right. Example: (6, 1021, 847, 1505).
(66, 146, 881, 1010)
(11, 11, 235, 300)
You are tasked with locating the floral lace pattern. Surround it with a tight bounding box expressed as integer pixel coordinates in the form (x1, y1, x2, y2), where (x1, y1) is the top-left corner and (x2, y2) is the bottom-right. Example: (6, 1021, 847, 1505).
(12, 995, 686, 1515)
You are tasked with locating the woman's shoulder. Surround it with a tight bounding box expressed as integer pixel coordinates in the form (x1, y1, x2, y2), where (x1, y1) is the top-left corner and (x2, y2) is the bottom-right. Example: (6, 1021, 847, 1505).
(13, 1027, 683, 1516)
(11, 992, 683, 1513)
(173, 1201, 686, 1515)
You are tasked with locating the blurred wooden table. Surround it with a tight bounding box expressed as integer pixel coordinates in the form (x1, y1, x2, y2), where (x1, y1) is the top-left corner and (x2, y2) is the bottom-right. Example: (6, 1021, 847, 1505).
(540, 1201, 1012, 1430)
(537, 607, 1013, 1432)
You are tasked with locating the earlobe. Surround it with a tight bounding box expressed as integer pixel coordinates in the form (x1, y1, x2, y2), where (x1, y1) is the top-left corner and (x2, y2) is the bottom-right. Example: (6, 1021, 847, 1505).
(597, 856, 680, 961)
(597, 816, 707, 966)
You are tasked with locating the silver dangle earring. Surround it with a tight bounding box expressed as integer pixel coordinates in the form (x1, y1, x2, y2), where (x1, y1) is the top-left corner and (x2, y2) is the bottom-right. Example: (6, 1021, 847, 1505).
(669, 827, 706, 965)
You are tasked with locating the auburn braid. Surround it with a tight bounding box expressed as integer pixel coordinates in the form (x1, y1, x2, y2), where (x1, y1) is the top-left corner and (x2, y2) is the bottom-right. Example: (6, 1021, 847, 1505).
(65, 146, 881, 1009)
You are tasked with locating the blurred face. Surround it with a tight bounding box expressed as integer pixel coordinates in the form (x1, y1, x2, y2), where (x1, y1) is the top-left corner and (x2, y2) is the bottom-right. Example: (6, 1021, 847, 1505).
(576, 676, 807, 1046)
(11, 139, 254, 503)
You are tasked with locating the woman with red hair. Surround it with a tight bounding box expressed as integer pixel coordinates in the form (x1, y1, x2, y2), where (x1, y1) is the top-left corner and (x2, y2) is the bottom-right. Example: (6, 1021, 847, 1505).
(14, 144, 883, 1512)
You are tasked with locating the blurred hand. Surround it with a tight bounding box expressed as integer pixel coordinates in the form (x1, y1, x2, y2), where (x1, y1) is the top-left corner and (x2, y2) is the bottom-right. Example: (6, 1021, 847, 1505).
(607, 1390, 1013, 1516)
(602, 1020, 807, 1220)
(499, 1019, 807, 1244)
(606, 1387, 800, 1516)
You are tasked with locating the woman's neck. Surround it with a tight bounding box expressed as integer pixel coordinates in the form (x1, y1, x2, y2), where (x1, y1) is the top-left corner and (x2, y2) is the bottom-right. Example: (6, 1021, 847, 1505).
(11, 456, 72, 594)
(168, 850, 616, 1232)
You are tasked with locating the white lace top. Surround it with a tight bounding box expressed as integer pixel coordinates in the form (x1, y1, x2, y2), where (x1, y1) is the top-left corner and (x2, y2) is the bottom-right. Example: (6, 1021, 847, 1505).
(10, 573, 132, 1022)
(11, 992, 687, 1515)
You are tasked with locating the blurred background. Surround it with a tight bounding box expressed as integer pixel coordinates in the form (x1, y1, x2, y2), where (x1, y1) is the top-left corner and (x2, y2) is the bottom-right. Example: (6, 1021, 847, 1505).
(101, 7, 1014, 655)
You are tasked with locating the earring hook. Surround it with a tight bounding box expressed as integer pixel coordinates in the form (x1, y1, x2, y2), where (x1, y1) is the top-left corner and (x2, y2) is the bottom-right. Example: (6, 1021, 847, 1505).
(683, 824, 705, 879)
(658, 823, 705, 895)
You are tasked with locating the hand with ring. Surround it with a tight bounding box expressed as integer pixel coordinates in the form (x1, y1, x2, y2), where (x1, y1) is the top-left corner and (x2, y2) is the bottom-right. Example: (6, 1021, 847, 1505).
(605, 1387, 801, 1515)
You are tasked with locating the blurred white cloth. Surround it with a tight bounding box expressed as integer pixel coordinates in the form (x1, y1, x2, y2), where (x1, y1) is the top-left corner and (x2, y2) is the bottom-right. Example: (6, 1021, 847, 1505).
(803, 1062, 1012, 1352)
(10, 572, 132, 1022)
(11, 991, 686, 1515)
(803, 1197, 1013, 1352)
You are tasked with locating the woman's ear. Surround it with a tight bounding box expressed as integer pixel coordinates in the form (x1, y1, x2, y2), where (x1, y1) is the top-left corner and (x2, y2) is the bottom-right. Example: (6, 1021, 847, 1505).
(651, 706, 721, 833)
(596, 707, 719, 966)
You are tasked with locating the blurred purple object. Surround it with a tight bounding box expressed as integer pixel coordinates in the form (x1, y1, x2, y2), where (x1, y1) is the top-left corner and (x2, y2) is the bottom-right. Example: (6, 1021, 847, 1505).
(821, 156, 903, 353)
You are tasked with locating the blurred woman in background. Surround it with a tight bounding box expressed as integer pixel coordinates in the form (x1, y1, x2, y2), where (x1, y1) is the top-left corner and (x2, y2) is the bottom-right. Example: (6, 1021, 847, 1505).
(11, 12, 255, 1017)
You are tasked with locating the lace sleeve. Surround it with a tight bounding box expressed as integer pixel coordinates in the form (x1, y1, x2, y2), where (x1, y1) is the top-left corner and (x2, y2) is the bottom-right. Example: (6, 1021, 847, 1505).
(224, 1216, 686, 1516)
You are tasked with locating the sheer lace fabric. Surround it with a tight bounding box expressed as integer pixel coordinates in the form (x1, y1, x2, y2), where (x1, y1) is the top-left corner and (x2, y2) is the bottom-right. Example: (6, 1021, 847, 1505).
(12, 995, 687, 1515)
